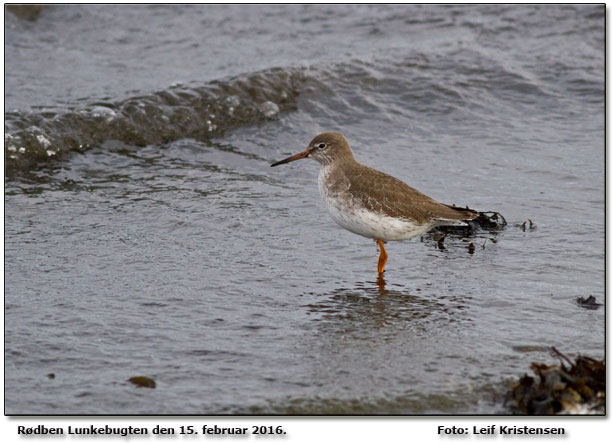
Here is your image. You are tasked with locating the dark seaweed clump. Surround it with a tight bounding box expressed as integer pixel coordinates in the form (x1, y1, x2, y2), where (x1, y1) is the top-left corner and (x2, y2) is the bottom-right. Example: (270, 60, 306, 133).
(506, 347, 605, 415)
(434, 206, 506, 236)
(576, 295, 602, 310)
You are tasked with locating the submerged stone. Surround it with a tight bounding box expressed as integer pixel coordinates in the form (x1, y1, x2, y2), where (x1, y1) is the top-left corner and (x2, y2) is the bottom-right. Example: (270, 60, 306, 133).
(128, 376, 156, 388)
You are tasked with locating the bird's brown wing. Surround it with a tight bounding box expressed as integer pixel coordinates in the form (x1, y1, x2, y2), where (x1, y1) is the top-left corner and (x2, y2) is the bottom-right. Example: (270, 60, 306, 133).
(343, 163, 477, 223)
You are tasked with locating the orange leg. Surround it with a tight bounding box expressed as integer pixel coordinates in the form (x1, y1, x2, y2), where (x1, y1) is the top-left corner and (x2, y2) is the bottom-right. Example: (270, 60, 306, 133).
(377, 239, 388, 275)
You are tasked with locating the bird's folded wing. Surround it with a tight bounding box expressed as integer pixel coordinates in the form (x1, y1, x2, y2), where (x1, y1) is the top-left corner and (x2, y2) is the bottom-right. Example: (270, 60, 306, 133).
(345, 165, 476, 223)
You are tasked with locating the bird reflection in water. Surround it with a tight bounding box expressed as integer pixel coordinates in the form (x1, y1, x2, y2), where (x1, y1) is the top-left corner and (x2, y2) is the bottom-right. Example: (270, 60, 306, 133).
(375, 273, 388, 294)
(304, 279, 467, 339)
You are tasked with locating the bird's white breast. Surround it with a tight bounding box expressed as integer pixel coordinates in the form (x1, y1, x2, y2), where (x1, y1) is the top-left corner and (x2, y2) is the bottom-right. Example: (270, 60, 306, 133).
(317, 165, 431, 241)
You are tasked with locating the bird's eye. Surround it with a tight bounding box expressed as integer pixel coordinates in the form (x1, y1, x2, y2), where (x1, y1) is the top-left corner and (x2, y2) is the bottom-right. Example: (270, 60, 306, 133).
(317, 143, 327, 150)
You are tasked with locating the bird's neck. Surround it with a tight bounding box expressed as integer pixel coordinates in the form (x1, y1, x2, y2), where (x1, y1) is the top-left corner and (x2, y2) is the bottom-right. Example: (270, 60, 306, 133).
(318, 157, 359, 192)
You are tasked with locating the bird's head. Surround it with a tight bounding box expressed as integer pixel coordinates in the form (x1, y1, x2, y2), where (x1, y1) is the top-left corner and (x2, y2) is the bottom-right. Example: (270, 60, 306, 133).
(271, 132, 354, 167)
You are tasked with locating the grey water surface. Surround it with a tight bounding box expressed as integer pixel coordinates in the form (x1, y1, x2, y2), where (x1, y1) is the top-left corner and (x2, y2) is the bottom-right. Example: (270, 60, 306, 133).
(4, 4, 604, 414)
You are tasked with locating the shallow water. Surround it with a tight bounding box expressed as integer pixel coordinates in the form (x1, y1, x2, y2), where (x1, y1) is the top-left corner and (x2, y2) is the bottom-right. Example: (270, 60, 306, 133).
(4, 4, 604, 414)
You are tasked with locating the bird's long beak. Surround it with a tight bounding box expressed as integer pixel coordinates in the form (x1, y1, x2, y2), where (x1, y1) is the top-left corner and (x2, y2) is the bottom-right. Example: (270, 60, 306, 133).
(270, 149, 310, 167)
